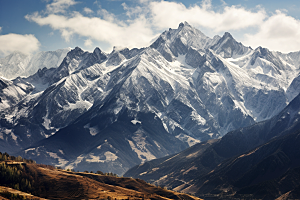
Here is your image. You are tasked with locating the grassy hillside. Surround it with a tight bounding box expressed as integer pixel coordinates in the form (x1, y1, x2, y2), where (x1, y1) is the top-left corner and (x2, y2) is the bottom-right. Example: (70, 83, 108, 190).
(0, 152, 201, 200)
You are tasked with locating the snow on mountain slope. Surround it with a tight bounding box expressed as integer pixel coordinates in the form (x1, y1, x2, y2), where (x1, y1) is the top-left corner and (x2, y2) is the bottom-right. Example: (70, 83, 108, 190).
(125, 92, 300, 197)
(0, 45, 146, 155)
(18, 40, 299, 175)
(204, 49, 287, 123)
(0, 48, 70, 79)
(0, 47, 109, 153)
(0, 77, 33, 111)
(19, 48, 195, 174)
(151, 22, 216, 62)
(211, 32, 252, 59)
(1, 22, 300, 175)
(0, 52, 30, 79)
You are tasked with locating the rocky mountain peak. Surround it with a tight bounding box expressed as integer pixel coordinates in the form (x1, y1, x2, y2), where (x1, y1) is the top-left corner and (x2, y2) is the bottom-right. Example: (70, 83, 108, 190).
(223, 31, 233, 39)
(150, 22, 213, 61)
(93, 47, 107, 61)
(211, 31, 251, 58)
(0, 77, 9, 90)
(178, 21, 192, 29)
(255, 46, 270, 56)
(68, 46, 84, 56)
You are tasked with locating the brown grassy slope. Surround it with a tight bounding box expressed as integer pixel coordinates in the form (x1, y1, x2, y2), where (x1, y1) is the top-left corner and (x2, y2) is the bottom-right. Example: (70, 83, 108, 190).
(65, 170, 200, 199)
(3, 161, 201, 200)
(0, 186, 46, 200)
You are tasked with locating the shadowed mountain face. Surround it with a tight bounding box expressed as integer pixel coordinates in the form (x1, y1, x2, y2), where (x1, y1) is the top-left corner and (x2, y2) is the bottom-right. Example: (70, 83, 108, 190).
(199, 130, 300, 199)
(1, 22, 300, 175)
(125, 93, 300, 198)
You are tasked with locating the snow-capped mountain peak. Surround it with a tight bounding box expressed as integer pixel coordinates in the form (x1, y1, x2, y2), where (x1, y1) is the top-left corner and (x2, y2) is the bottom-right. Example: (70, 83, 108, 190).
(93, 47, 108, 62)
(211, 31, 252, 58)
(1, 22, 300, 176)
(150, 21, 215, 62)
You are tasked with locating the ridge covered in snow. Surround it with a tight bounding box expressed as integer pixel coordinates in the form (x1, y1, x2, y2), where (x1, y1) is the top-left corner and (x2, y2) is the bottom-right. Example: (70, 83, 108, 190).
(1, 22, 300, 175)
(0, 48, 71, 79)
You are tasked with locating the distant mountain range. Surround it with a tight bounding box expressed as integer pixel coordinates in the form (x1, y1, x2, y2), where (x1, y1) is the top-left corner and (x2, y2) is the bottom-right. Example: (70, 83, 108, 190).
(0, 21, 300, 175)
(0, 48, 70, 79)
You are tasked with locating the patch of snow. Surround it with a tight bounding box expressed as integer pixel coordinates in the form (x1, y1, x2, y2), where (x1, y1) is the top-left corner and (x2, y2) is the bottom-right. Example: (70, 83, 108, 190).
(153, 141, 161, 150)
(84, 123, 99, 136)
(42, 116, 52, 130)
(114, 100, 123, 115)
(162, 121, 169, 132)
(131, 119, 141, 125)
(64, 100, 93, 111)
(191, 111, 206, 125)
(11, 132, 17, 141)
(89, 126, 99, 136)
(24, 148, 35, 153)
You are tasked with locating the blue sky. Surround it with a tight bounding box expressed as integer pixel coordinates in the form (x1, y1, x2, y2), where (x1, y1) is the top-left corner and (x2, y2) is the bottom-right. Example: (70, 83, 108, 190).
(0, 0, 300, 57)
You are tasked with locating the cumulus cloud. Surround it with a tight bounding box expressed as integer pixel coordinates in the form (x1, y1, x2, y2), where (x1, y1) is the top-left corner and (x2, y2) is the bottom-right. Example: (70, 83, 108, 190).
(25, 11, 155, 51)
(83, 7, 93, 14)
(84, 38, 93, 47)
(148, 1, 266, 32)
(46, 0, 77, 14)
(25, 0, 300, 53)
(243, 11, 300, 53)
(0, 33, 40, 57)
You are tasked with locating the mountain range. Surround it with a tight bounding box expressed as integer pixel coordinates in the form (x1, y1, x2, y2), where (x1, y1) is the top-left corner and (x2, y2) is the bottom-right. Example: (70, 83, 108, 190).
(125, 91, 300, 199)
(1, 21, 300, 176)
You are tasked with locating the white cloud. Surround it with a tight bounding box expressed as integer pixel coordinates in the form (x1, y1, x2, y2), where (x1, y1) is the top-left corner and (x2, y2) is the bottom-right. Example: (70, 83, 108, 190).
(46, 0, 77, 14)
(0, 27, 2, 33)
(25, 0, 300, 53)
(122, 3, 144, 18)
(83, 7, 93, 14)
(84, 38, 93, 47)
(243, 11, 300, 53)
(97, 8, 118, 23)
(149, 1, 266, 32)
(0, 33, 40, 57)
(25, 11, 155, 52)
